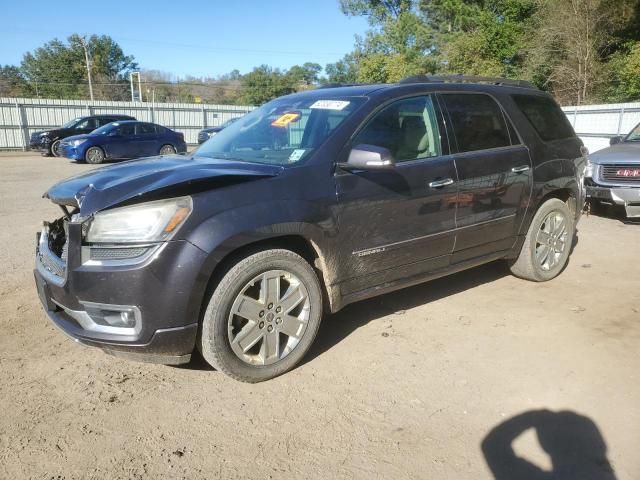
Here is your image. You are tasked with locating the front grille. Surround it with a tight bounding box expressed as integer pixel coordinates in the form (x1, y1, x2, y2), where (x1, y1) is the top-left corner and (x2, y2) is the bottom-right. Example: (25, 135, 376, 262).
(197, 131, 209, 143)
(600, 164, 640, 183)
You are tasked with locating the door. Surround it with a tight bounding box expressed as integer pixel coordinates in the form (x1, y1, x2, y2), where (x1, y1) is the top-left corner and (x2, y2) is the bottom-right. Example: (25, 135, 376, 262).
(335, 95, 458, 295)
(439, 93, 533, 262)
(105, 123, 137, 158)
(136, 123, 161, 156)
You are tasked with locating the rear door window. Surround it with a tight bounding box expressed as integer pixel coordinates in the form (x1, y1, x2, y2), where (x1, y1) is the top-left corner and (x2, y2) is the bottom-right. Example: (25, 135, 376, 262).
(512, 94, 575, 141)
(441, 94, 511, 153)
(136, 123, 157, 135)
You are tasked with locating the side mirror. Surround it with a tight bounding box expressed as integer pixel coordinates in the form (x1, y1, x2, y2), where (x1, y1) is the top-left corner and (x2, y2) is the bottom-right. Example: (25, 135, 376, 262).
(108, 131, 120, 137)
(610, 136, 623, 146)
(338, 144, 396, 171)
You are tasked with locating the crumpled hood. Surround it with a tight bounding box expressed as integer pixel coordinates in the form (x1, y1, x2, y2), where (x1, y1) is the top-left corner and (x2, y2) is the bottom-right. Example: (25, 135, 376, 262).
(590, 143, 640, 164)
(44, 154, 283, 216)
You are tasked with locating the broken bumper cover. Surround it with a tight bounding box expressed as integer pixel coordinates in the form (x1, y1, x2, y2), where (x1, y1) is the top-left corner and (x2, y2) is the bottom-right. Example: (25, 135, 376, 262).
(34, 234, 209, 365)
(586, 183, 640, 218)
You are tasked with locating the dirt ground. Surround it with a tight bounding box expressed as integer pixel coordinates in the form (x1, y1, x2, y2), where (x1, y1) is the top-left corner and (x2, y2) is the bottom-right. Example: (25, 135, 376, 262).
(0, 153, 638, 480)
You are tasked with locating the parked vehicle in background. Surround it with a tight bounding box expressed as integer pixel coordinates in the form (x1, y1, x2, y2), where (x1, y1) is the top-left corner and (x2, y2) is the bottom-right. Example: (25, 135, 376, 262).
(29, 115, 135, 157)
(35, 76, 586, 382)
(197, 117, 241, 144)
(59, 120, 187, 164)
(585, 122, 640, 218)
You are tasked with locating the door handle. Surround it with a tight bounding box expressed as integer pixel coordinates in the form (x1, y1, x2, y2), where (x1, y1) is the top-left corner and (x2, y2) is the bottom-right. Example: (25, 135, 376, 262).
(512, 165, 531, 173)
(428, 178, 455, 188)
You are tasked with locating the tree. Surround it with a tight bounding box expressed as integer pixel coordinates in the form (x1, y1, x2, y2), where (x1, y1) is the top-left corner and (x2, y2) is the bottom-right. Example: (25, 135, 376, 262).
(287, 62, 322, 86)
(240, 65, 297, 105)
(20, 34, 137, 100)
(336, 0, 436, 82)
(0, 65, 29, 97)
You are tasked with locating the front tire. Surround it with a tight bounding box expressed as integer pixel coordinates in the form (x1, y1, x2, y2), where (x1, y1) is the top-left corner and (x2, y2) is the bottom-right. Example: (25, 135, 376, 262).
(50, 139, 62, 157)
(199, 249, 323, 383)
(510, 198, 575, 282)
(85, 146, 105, 164)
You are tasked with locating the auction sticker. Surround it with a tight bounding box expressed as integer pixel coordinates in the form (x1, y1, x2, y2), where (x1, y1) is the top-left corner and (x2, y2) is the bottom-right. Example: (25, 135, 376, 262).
(310, 100, 350, 110)
(272, 112, 301, 127)
(289, 149, 306, 162)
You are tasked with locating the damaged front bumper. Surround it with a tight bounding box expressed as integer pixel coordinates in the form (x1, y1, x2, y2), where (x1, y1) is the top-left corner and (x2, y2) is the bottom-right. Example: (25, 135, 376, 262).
(34, 218, 208, 364)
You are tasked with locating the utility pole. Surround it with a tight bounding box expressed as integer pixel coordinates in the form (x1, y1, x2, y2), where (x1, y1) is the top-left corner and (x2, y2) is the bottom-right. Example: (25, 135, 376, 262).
(79, 36, 94, 101)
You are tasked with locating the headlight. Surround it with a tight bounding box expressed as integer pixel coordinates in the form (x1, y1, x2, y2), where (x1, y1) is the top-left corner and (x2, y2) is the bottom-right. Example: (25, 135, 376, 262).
(208, 132, 217, 138)
(85, 196, 192, 244)
(585, 158, 594, 178)
(72, 139, 87, 147)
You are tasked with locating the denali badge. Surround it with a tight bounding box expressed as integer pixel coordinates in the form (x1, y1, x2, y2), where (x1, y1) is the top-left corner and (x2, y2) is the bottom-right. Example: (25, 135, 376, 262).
(355, 247, 386, 257)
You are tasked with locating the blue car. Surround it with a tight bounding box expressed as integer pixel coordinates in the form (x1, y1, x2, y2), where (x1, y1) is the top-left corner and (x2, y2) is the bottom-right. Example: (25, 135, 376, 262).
(59, 120, 187, 164)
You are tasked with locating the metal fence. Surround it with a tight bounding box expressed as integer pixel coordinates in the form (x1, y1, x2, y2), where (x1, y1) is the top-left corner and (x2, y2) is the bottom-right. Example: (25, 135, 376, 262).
(0, 97, 255, 149)
(561, 102, 640, 153)
(1, 96, 639, 153)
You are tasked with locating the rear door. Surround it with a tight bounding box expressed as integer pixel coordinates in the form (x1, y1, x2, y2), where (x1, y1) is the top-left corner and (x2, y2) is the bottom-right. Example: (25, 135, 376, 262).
(335, 94, 458, 295)
(136, 123, 161, 156)
(105, 123, 137, 158)
(439, 93, 532, 262)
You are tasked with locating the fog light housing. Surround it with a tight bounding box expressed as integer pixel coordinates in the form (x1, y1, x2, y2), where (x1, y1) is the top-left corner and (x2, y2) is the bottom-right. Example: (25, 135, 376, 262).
(79, 302, 141, 334)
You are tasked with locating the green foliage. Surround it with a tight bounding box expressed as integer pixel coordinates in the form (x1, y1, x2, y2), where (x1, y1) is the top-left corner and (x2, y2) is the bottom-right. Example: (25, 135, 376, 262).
(602, 42, 640, 102)
(239, 65, 297, 105)
(0, 65, 29, 97)
(19, 34, 137, 100)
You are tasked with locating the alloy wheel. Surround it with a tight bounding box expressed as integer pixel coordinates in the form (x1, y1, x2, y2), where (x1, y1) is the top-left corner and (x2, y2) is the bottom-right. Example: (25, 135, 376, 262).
(535, 210, 569, 271)
(227, 269, 310, 366)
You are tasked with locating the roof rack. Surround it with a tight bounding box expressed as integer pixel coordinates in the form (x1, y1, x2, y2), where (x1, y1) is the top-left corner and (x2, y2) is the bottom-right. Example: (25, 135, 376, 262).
(399, 75, 537, 90)
(317, 83, 363, 89)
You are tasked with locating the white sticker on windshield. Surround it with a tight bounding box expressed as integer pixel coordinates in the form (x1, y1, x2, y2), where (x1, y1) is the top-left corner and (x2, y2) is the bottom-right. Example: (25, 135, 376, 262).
(289, 149, 306, 162)
(310, 100, 350, 110)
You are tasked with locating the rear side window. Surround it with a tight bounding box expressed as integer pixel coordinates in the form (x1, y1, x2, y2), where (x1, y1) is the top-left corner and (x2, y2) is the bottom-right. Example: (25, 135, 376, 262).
(441, 94, 511, 153)
(512, 94, 575, 141)
(137, 123, 157, 135)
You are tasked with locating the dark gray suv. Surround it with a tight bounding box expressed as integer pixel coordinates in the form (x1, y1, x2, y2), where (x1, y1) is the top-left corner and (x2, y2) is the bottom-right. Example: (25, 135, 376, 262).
(34, 76, 587, 382)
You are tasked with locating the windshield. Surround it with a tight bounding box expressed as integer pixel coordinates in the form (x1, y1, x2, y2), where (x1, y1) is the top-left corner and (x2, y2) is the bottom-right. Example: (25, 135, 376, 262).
(62, 117, 82, 128)
(195, 96, 365, 165)
(92, 122, 119, 135)
(625, 123, 640, 142)
(222, 117, 240, 128)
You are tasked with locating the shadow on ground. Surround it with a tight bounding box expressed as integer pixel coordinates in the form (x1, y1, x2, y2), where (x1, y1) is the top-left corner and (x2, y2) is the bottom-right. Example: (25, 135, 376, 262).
(304, 260, 510, 364)
(482, 410, 617, 480)
(587, 201, 640, 225)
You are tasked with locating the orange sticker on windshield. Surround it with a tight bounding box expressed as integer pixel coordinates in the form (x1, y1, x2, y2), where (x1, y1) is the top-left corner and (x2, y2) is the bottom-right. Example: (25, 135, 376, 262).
(271, 112, 300, 127)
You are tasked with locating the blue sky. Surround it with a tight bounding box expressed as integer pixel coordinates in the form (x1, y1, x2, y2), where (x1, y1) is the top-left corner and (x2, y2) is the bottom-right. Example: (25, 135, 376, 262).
(0, 0, 369, 78)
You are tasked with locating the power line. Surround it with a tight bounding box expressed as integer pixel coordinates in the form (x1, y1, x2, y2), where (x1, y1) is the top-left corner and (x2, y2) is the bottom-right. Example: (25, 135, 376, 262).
(2, 26, 347, 57)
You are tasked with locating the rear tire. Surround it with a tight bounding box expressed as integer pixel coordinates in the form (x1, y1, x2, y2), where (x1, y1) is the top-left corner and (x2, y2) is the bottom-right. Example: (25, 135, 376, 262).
(85, 146, 105, 164)
(199, 249, 323, 383)
(510, 198, 575, 282)
(159, 144, 176, 155)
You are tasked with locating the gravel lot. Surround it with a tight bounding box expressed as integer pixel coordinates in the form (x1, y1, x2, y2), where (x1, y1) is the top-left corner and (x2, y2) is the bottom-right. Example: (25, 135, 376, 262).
(0, 153, 638, 479)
